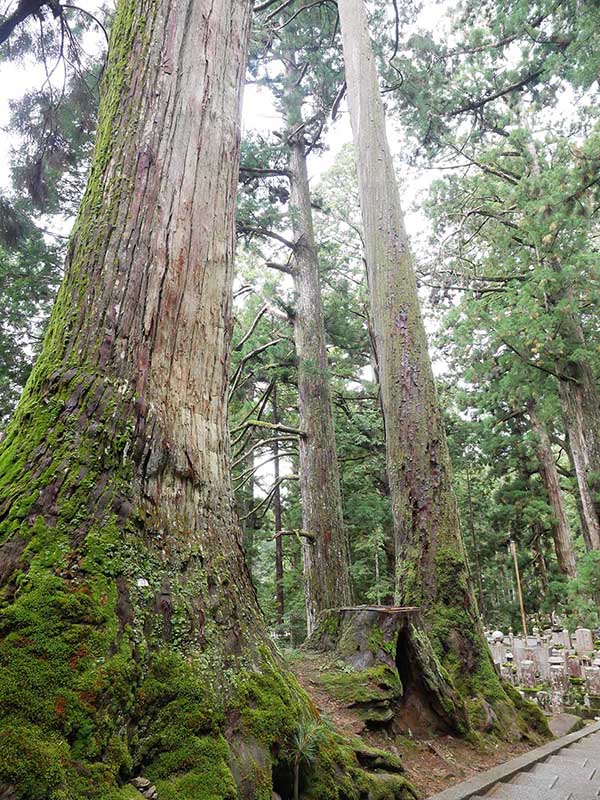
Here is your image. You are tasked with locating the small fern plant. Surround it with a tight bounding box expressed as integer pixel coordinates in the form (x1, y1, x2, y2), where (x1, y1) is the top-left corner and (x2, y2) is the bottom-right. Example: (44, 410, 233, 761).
(287, 717, 330, 800)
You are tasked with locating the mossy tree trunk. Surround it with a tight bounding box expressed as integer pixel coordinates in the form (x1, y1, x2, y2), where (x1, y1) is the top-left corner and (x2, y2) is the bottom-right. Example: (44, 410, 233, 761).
(0, 1, 419, 796)
(337, 0, 476, 653)
(335, 0, 527, 725)
(527, 402, 577, 577)
(283, 76, 353, 634)
(0, 2, 375, 798)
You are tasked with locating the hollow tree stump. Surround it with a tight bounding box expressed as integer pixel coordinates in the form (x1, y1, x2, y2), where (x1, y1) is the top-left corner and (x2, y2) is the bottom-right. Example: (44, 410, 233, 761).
(304, 606, 468, 735)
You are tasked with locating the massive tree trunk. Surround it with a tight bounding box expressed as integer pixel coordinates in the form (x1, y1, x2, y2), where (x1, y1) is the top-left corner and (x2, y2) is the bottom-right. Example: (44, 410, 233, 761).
(335, 0, 530, 731)
(527, 402, 578, 576)
(285, 104, 353, 633)
(0, 3, 398, 798)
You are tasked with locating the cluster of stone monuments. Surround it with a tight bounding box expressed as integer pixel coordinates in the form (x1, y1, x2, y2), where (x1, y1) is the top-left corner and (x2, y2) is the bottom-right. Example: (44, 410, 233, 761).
(486, 625, 600, 718)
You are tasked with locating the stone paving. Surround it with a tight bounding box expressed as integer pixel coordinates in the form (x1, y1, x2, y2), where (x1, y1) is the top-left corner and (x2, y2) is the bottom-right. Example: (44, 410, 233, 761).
(474, 730, 600, 800)
(428, 722, 600, 800)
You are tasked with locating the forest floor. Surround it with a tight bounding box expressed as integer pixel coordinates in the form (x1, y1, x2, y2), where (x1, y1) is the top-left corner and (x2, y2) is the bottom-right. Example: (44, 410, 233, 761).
(287, 652, 536, 798)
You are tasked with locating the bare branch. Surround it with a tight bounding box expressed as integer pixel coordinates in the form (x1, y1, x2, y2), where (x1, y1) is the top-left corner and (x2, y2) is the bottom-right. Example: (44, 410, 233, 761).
(62, 4, 108, 44)
(239, 475, 299, 521)
(265, 260, 295, 276)
(234, 304, 269, 351)
(272, 528, 316, 541)
(232, 435, 298, 468)
(0, 0, 48, 45)
(231, 418, 305, 437)
(240, 166, 291, 178)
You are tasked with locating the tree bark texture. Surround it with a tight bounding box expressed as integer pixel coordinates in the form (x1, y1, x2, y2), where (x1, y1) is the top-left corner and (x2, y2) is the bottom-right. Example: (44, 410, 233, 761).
(286, 128, 353, 634)
(0, 2, 418, 795)
(528, 403, 578, 576)
(337, 0, 477, 660)
(305, 607, 468, 736)
(0, 2, 376, 797)
(334, 1, 545, 737)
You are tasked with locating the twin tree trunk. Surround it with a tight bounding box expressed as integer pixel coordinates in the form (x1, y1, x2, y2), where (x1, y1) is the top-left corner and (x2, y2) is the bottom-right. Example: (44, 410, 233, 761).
(0, 1, 364, 797)
(336, 0, 516, 715)
(285, 98, 353, 633)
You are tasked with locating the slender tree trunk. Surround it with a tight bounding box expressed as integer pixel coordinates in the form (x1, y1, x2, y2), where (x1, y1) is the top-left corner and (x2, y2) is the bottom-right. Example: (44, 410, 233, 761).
(294, 759, 300, 800)
(284, 99, 352, 633)
(557, 366, 600, 550)
(272, 385, 285, 630)
(238, 379, 258, 571)
(525, 136, 600, 550)
(527, 402, 578, 576)
(531, 529, 550, 597)
(563, 428, 594, 550)
(465, 462, 486, 616)
(0, 2, 348, 796)
(337, 0, 481, 659)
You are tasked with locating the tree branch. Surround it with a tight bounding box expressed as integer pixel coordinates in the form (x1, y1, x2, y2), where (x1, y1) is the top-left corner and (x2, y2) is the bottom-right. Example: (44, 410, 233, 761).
(232, 435, 298, 469)
(234, 304, 269, 351)
(447, 64, 546, 118)
(237, 224, 296, 250)
(272, 528, 316, 541)
(500, 339, 579, 384)
(239, 475, 299, 521)
(231, 419, 305, 437)
(239, 166, 291, 178)
(0, 0, 49, 45)
(265, 260, 295, 276)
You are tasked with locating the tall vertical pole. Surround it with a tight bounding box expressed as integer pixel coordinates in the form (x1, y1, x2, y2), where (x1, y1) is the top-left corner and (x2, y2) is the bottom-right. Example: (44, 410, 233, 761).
(510, 539, 528, 638)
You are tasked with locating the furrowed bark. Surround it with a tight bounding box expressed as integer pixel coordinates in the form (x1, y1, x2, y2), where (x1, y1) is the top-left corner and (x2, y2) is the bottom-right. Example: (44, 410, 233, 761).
(337, 0, 476, 646)
(0, 2, 414, 794)
(335, 0, 542, 737)
(0, 1, 402, 797)
(284, 96, 353, 634)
